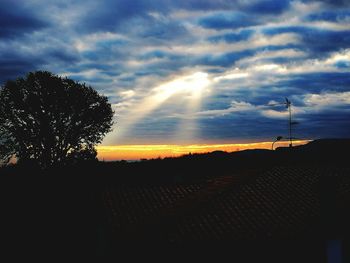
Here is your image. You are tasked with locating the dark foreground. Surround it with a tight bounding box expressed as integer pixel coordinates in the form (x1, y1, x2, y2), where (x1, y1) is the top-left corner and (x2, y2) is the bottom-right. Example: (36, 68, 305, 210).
(1, 139, 350, 261)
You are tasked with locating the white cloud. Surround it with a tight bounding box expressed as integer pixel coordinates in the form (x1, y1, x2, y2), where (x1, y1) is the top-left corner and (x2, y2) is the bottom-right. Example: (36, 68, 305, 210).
(119, 89, 135, 99)
(303, 91, 350, 108)
(325, 49, 350, 65)
(73, 32, 128, 52)
(262, 91, 350, 119)
(196, 100, 256, 118)
(213, 71, 249, 81)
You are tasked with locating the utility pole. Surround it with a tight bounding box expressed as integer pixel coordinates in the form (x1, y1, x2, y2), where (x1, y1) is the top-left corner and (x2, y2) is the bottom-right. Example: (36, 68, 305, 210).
(286, 98, 292, 147)
(267, 98, 294, 148)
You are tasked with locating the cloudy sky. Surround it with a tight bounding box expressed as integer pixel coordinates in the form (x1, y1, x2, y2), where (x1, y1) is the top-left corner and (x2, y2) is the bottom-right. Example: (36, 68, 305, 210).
(1, 0, 350, 154)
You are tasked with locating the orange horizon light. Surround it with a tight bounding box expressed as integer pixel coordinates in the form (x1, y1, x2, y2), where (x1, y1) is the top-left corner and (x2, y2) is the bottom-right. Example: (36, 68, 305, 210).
(96, 140, 310, 161)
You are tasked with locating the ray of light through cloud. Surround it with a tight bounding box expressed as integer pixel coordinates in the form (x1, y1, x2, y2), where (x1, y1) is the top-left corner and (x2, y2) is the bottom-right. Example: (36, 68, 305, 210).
(103, 71, 211, 145)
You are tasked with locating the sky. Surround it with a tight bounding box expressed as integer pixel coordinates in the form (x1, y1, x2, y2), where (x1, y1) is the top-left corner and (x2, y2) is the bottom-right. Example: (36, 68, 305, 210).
(1, 0, 350, 159)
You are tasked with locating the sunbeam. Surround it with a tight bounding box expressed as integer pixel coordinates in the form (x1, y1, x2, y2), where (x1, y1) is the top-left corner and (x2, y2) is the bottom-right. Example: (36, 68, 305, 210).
(173, 72, 210, 143)
(103, 72, 211, 145)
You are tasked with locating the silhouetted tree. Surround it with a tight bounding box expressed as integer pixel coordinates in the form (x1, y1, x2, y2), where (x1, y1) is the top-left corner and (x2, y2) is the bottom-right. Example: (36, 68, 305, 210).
(0, 71, 114, 168)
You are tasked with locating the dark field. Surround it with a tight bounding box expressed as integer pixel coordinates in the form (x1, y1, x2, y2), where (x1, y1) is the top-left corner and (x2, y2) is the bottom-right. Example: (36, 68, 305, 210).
(1, 139, 350, 261)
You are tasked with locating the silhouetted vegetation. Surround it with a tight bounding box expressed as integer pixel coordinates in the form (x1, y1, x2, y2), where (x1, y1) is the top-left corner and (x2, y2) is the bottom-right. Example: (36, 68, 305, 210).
(1, 139, 350, 260)
(0, 71, 113, 168)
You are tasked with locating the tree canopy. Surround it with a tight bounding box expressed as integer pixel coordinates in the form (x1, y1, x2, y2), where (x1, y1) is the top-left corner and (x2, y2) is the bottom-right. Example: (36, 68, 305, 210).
(0, 71, 114, 168)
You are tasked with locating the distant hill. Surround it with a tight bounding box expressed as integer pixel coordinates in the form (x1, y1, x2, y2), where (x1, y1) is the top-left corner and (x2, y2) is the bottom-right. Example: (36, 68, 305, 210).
(290, 138, 350, 153)
(2, 138, 348, 183)
(275, 138, 350, 164)
(191, 138, 350, 162)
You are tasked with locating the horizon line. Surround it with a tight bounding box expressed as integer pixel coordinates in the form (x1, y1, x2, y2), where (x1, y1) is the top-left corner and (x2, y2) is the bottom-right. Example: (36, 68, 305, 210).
(96, 140, 311, 161)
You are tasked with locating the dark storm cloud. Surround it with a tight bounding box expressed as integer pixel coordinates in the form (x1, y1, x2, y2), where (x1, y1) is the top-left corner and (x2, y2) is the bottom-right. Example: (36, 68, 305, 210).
(47, 49, 80, 64)
(198, 12, 260, 30)
(76, 0, 291, 36)
(197, 44, 298, 67)
(208, 30, 255, 43)
(77, 0, 157, 33)
(292, 110, 350, 139)
(120, 115, 181, 143)
(78, 0, 208, 35)
(0, 40, 80, 84)
(306, 10, 350, 22)
(173, 0, 237, 11)
(135, 58, 192, 76)
(262, 26, 350, 56)
(139, 20, 187, 40)
(78, 0, 280, 33)
(275, 72, 350, 94)
(66, 63, 118, 74)
(138, 50, 184, 61)
(197, 113, 286, 141)
(302, 0, 350, 7)
(119, 15, 191, 44)
(217, 72, 350, 106)
(245, 0, 291, 14)
(0, 46, 44, 82)
(0, 59, 37, 83)
(0, 1, 47, 39)
(197, 50, 255, 67)
(81, 49, 126, 62)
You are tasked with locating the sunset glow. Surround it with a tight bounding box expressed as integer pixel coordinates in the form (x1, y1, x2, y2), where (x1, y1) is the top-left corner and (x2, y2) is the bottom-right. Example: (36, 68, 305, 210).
(97, 140, 310, 161)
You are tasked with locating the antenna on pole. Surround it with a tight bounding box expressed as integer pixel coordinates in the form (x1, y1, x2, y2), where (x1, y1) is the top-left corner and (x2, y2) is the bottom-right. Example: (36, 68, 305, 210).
(267, 97, 295, 149)
(285, 98, 292, 147)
